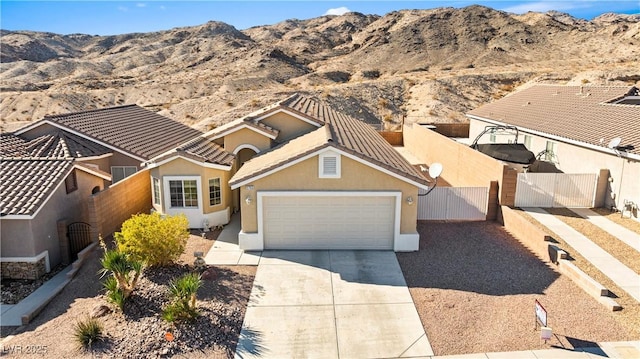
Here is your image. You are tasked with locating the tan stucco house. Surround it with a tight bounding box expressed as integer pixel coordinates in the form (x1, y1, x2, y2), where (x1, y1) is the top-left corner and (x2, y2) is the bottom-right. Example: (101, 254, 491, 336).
(467, 85, 639, 210)
(146, 94, 430, 251)
(2, 94, 430, 279)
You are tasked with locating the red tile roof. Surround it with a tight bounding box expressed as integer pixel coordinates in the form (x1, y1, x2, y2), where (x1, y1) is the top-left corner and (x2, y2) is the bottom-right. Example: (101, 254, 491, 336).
(467, 85, 640, 157)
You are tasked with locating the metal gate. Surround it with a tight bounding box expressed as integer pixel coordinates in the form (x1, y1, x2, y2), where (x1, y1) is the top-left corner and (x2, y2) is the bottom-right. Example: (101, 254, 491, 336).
(418, 187, 489, 220)
(68, 222, 92, 260)
(514, 173, 597, 208)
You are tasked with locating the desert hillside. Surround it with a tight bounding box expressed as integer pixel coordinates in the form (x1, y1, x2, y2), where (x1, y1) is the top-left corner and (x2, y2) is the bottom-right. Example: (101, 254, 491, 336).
(1, 5, 639, 132)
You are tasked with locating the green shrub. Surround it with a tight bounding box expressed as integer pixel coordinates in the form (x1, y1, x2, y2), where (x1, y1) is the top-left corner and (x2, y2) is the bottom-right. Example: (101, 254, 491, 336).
(73, 317, 104, 350)
(115, 213, 189, 266)
(162, 273, 202, 323)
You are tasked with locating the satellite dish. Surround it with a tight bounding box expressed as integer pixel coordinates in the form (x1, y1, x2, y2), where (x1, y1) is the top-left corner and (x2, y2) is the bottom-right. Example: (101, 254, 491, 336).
(608, 137, 622, 149)
(428, 163, 443, 179)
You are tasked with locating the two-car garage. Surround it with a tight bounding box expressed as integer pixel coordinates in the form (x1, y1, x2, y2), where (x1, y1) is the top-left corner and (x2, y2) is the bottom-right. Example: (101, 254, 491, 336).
(260, 193, 398, 250)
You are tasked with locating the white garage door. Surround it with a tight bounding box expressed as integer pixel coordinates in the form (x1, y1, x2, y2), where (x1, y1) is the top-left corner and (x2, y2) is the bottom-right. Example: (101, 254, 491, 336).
(262, 195, 395, 250)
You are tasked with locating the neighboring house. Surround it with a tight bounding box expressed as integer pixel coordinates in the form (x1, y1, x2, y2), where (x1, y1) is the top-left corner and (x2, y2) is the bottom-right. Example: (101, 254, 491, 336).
(0, 133, 111, 279)
(466, 85, 639, 209)
(1, 105, 200, 279)
(146, 94, 430, 251)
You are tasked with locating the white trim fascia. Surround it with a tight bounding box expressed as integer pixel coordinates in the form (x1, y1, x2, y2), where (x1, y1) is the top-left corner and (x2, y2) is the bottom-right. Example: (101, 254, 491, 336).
(256, 191, 402, 250)
(145, 155, 232, 171)
(208, 123, 277, 141)
(467, 114, 640, 161)
(74, 164, 112, 181)
(233, 144, 261, 155)
(254, 108, 323, 128)
(14, 120, 147, 162)
(75, 153, 113, 161)
(0, 250, 51, 272)
(231, 146, 430, 190)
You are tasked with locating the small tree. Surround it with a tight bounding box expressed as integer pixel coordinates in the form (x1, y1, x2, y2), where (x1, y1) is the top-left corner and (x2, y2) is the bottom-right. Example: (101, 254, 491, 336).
(115, 213, 189, 266)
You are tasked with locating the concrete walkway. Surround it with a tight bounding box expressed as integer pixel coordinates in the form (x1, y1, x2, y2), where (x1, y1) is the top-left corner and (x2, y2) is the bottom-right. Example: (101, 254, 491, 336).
(204, 213, 261, 265)
(430, 340, 640, 358)
(524, 207, 640, 303)
(569, 208, 640, 254)
(235, 250, 433, 358)
(0, 266, 73, 326)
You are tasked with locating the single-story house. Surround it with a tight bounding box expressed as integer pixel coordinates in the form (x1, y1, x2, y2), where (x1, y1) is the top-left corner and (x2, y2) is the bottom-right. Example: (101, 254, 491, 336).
(0, 133, 111, 279)
(146, 94, 430, 251)
(1, 105, 202, 279)
(466, 85, 639, 209)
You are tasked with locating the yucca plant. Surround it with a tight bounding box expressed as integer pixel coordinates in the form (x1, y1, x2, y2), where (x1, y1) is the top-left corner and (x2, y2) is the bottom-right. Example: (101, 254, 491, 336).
(162, 273, 202, 322)
(73, 317, 104, 350)
(99, 247, 143, 310)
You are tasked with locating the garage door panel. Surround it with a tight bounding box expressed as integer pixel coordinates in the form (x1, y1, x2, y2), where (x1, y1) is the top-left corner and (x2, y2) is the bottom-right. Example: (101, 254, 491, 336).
(262, 195, 395, 250)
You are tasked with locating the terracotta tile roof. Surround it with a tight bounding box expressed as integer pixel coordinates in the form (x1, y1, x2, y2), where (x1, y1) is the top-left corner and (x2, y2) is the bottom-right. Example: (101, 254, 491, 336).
(467, 85, 640, 157)
(151, 136, 235, 166)
(230, 95, 429, 187)
(0, 158, 73, 216)
(36, 105, 203, 160)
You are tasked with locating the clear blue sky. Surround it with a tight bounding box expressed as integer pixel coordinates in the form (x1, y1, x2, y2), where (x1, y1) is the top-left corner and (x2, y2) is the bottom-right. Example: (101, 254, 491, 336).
(1, 1, 638, 35)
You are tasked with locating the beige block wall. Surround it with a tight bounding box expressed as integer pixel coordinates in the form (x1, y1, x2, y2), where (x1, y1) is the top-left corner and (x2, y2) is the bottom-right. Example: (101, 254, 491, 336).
(260, 112, 318, 142)
(223, 128, 272, 154)
(469, 119, 640, 209)
(403, 123, 514, 214)
(239, 154, 419, 234)
(149, 158, 233, 214)
(88, 169, 152, 241)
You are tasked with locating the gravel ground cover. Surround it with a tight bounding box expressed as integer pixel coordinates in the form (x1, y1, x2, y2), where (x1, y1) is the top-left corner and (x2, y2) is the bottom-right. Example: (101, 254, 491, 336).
(397, 221, 639, 356)
(592, 208, 640, 235)
(1, 232, 255, 358)
(546, 208, 640, 274)
(1, 264, 66, 305)
(516, 209, 640, 334)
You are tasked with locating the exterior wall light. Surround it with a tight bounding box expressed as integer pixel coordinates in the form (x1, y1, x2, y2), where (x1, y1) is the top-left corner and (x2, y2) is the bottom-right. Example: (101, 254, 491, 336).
(246, 185, 254, 191)
(406, 196, 414, 205)
(245, 196, 253, 205)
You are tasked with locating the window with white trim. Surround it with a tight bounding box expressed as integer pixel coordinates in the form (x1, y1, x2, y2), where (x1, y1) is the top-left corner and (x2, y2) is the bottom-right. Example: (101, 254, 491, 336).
(111, 166, 137, 183)
(169, 180, 198, 208)
(152, 177, 161, 205)
(209, 178, 221, 206)
(523, 135, 532, 149)
(319, 151, 341, 178)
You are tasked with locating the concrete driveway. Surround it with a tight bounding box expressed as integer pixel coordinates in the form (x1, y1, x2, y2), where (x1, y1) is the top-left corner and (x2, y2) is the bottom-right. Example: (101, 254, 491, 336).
(234, 250, 433, 358)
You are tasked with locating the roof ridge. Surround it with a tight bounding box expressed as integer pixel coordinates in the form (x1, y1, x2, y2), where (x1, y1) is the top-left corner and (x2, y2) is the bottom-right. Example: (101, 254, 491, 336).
(44, 104, 138, 119)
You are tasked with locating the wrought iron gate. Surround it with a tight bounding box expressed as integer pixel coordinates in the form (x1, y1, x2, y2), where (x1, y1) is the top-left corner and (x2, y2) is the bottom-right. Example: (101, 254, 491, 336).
(68, 222, 92, 260)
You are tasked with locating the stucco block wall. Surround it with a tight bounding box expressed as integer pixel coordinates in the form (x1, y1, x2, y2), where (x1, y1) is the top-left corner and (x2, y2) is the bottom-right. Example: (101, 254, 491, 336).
(403, 123, 516, 214)
(223, 128, 272, 154)
(259, 112, 318, 142)
(469, 119, 640, 209)
(149, 158, 232, 215)
(1, 219, 35, 258)
(239, 154, 419, 234)
(88, 169, 152, 241)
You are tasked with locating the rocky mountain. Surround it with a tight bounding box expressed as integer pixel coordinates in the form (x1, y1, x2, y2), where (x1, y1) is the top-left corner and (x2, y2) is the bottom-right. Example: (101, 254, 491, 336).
(1, 5, 638, 132)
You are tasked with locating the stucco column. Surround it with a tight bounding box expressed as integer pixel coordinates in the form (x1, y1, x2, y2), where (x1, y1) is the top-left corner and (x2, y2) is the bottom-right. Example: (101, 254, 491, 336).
(57, 219, 70, 265)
